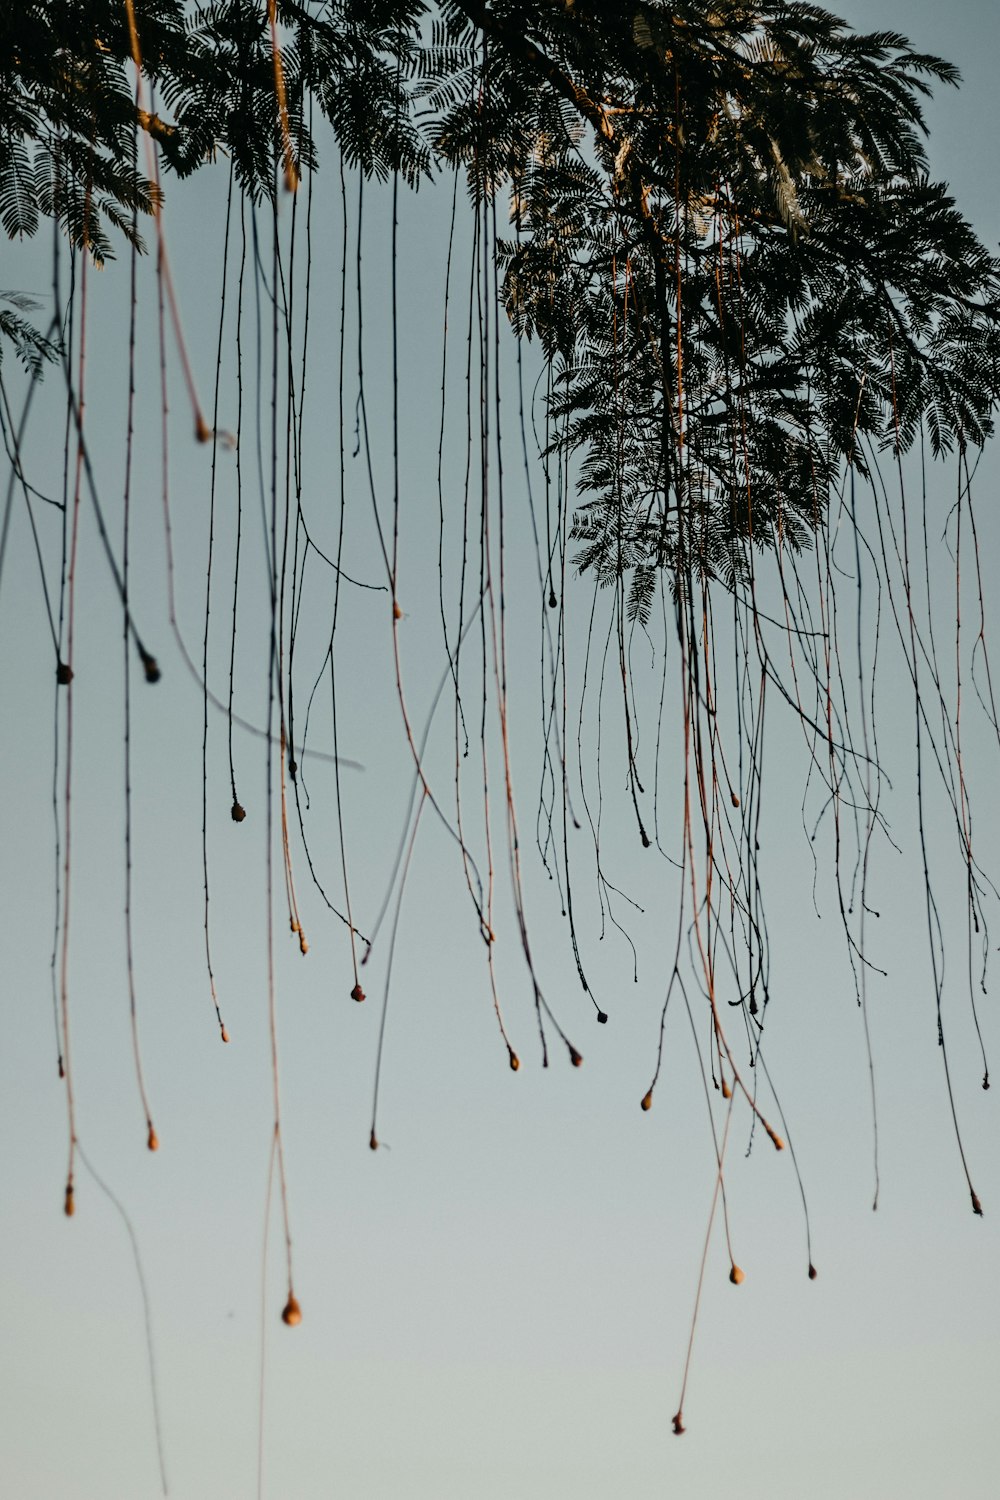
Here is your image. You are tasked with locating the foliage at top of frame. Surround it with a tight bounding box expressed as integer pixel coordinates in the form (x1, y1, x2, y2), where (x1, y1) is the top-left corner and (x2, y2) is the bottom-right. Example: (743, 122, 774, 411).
(2, 1, 999, 596)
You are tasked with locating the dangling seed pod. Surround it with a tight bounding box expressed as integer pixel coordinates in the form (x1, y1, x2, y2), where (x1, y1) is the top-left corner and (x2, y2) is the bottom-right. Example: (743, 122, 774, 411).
(281, 1293, 302, 1327)
(971, 1192, 983, 1216)
(195, 416, 212, 444)
(808, 1264, 818, 1281)
(231, 801, 246, 822)
(369, 1131, 378, 1152)
(298, 933, 308, 956)
(508, 1050, 520, 1072)
(569, 1047, 583, 1068)
(147, 1126, 159, 1152)
(731, 791, 740, 808)
(351, 983, 365, 1003)
(56, 660, 73, 686)
(672, 1411, 685, 1436)
(393, 601, 403, 621)
(596, 1011, 608, 1025)
(220, 1026, 230, 1044)
(64, 1183, 75, 1217)
(721, 1078, 732, 1100)
(640, 1090, 653, 1112)
(729, 1264, 745, 1285)
(141, 653, 161, 684)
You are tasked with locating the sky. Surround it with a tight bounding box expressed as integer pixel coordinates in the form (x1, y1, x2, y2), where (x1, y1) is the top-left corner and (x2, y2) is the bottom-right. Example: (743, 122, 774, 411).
(1, 3, 999, 1497)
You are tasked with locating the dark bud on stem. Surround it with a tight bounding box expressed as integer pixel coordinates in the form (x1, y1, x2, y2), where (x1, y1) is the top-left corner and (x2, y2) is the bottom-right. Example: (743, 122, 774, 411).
(56, 660, 73, 686)
(141, 653, 161, 684)
(597, 1011, 608, 1025)
(231, 802, 246, 822)
(351, 983, 365, 1003)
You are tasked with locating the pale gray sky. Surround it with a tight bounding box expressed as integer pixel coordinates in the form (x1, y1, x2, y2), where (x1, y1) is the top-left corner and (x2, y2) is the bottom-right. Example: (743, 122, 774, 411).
(1, 3, 999, 1496)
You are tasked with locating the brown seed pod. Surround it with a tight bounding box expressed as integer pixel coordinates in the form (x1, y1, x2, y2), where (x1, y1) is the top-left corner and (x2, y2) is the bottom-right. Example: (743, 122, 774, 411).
(147, 1126, 159, 1152)
(672, 1411, 685, 1436)
(281, 1294, 302, 1327)
(351, 983, 366, 1003)
(393, 601, 403, 621)
(972, 1191, 983, 1216)
(56, 660, 73, 686)
(729, 1264, 745, 1286)
(220, 1026, 230, 1044)
(596, 1010, 608, 1025)
(231, 802, 246, 823)
(720, 1077, 732, 1100)
(195, 415, 213, 444)
(767, 1127, 786, 1151)
(808, 1263, 818, 1281)
(508, 1050, 520, 1072)
(141, 653, 161, 684)
(64, 1183, 75, 1217)
(569, 1047, 583, 1068)
(369, 1131, 379, 1151)
(731, 791, 740, 808)
(298, 933, 309, 956)
(640, 1090, 653, 1112)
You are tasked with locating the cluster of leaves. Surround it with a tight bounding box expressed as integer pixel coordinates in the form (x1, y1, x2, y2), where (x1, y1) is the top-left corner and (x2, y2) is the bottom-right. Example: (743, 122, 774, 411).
(3, 0, 999, 594)
(419, 1, 1000, 598)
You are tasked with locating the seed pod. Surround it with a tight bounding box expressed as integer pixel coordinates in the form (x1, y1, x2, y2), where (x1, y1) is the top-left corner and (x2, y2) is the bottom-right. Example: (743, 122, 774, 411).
(729, 1264, 745, 1285)
(147, 1126, 159, 1152)
(808, 1264, 818, 1281)
(672, 1411, 685, 1436)
(281, 1294, 302, 1327)
(351, 983, 365, 1003)
(508, 1050, 520, 1072)
(298, 933, 308, 956)
(640, 1090, 653, 1112)
(64, 1183, 75, 1217)
(195, 416, 212, 444)
(721, 1078, 732, 1099)
(220, 1026, 230, 1044)
(971, 1191, 983, 1216)
(393, 601, 403, 621)
(141, 653, 161, 684)
(56, 660, 73, 686)
(596, 1011, 608, 1025)
(231, 802, 246, 823)
(569, 1047, 583, 1068)
(731, 791, 740, 808)
(369, 1131, 378, 1151)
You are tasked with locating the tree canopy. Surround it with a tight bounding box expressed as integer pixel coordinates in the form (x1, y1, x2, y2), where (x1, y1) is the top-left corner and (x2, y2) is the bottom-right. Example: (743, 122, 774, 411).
(4, 2, 1000, 576)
